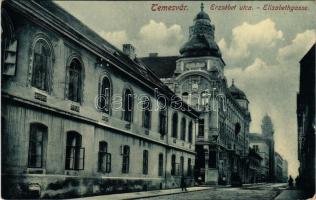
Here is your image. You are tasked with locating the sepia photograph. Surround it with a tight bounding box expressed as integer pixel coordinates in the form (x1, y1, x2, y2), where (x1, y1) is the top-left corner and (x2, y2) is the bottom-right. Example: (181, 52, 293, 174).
(1, 0, 315, 199)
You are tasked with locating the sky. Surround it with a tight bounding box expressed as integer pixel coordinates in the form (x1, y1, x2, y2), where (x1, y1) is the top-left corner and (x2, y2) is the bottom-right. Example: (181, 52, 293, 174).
(56, 1, 315, 178)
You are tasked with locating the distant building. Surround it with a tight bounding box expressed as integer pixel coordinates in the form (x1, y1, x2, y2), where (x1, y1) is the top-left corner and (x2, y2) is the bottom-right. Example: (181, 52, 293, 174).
(274, 152, 284, 182)
(282, 159, 288, 183)
(249, 133, 269, 182)
(142, 4, 251, 185)
(261, 115, 275, 182)
(1, 1, 199, 198)
(296, 44, 315, 194)
(247, 147, 263, 183)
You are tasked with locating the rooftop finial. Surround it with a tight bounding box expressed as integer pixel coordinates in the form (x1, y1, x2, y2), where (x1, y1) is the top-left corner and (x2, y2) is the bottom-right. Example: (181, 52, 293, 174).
(200, 2, 204, 11)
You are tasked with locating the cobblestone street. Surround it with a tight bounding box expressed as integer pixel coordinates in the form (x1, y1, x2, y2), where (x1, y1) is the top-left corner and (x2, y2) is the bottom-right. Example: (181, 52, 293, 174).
(140, 183, 287, 200)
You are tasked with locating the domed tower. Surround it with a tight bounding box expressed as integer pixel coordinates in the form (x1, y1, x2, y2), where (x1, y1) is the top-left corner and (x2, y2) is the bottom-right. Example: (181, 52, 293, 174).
(261, 114, 275, 181)
(179, 3, 221, 58)
(261, 114, 274, 139)
(175, 3, 225, 77)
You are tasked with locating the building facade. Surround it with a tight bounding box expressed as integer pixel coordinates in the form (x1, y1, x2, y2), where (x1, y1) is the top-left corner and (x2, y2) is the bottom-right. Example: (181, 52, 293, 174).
(296, 44, 315, 194)
(1, 1, 199, 198)
(274, 152, 284, 183)
(249, 133, 270, 182)
(282, 159, 288, 183)
(142, 4, 251, 185)
(247, 147, 262, 183)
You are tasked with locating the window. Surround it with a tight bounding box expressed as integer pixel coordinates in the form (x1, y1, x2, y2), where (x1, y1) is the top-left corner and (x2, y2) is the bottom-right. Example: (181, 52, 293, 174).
(182, 92, 189, 103)
(198, 119, 204, 137)
(122, 145, 130, 173)
(143, 97, 151, 129)
(143, 150, 148, 174)
(68, 59, 82, 102)
(99, 76, 111, 114)
(98, 141, 111, 173)
(159, 109, 167, 136)
(172, 113, 178, 138)
(31, 40, 52, 91)
(201, 91, 209, 106)
(188, 158, 192, 176)
(180, 117, 186, 141)
(123, 88, 133, 122)
(1, 10, 17, 76)
(188, 121, 193, 143)
(65, 131, 84, 170)
(158, 153, 164, 176)
(28, 123, 47, 168)
(180, 156, 184, 176)
(171, 154, 176, 175)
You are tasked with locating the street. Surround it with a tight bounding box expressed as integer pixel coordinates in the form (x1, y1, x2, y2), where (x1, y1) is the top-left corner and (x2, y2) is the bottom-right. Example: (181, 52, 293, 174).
(140, 183, 288, 200)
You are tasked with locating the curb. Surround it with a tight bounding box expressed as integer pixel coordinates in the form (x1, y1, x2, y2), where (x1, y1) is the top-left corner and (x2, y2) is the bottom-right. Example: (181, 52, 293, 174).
(123, 187, 214, 200)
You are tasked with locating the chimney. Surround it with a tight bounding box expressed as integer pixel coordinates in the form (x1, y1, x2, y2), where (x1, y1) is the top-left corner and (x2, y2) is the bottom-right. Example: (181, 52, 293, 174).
(149, 53, 158, 57)
(123, 44, 136, 60)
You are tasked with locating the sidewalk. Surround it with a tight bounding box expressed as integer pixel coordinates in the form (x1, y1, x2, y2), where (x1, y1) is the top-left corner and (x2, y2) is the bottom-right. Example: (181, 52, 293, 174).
(77, 186, 213, 200)
(274, 189, 315, 200)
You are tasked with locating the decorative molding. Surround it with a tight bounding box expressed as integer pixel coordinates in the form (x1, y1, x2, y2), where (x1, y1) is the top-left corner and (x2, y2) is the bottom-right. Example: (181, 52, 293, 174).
(27, 32, 55, 94)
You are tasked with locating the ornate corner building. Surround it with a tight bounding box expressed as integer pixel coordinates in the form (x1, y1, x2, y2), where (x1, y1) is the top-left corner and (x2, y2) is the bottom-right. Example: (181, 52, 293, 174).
(142, 4, 251, 185)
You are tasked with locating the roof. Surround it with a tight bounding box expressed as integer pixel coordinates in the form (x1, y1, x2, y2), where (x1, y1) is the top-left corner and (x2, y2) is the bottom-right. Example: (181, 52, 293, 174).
(229, 81, 248, 101)
(300, 43, 315, 63)
(140, 56, 179, 78)
(194, 10, 210, 21)
(179, 34, 221, 58)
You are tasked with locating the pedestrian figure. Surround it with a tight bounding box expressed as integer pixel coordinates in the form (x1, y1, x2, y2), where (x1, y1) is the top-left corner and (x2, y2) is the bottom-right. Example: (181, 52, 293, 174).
(181, 176, 187, 192)
(288, 175, 293, 188)
(198, 176, 202, 185)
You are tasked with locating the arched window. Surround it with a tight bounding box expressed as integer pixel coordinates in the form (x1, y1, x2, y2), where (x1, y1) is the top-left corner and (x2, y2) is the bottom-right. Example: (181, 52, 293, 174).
(188, 121, 193, 143)
(68, 59, 82, 102)
(28, 123, 47, 168)
(122, 145, 130, 173)
(180, 117, 186, 141)
(31, 40, 52, 91)
(171, 154, 176, 176)
(98, 141, 111, 173)
(142, 97, 151, 129)
(172, 112, 178, 138)
(65, 131, 84, 170)
(159, 108, 167, 136)
(143, 150, 148, 175)
(123, 88, 133, 122)
(99, 76, 111, 114)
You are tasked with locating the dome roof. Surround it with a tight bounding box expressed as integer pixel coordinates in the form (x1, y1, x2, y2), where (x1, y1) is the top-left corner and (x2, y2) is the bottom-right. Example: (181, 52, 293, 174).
(179, 3, 222, 58)
(194, 10, 210, 21)
(179, 34, 221, 57)
(229, 80, 247, 100)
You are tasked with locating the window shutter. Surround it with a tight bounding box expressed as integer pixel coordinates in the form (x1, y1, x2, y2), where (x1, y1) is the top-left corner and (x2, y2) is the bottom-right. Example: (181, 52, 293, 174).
(2, 40, 17, 76)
